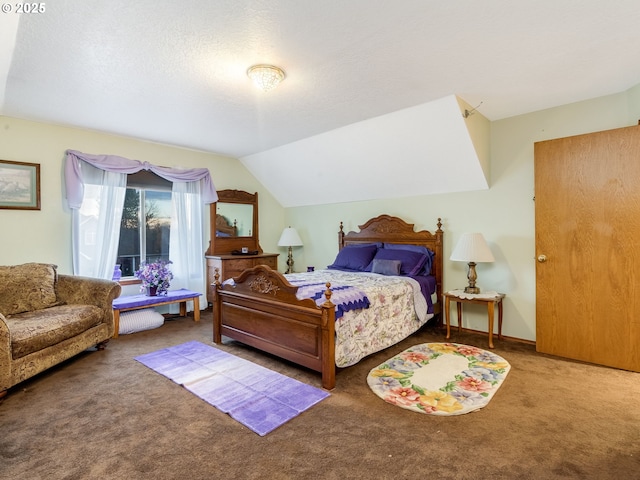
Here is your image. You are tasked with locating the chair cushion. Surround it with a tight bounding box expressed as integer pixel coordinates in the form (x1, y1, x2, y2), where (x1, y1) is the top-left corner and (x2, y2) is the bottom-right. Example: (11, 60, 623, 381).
(0, 263, 58, 316)
(6, 304, 103, 359)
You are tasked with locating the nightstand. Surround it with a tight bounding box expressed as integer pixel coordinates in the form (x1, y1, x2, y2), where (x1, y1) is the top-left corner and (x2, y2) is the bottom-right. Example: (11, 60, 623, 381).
(443, 290, 506, 348)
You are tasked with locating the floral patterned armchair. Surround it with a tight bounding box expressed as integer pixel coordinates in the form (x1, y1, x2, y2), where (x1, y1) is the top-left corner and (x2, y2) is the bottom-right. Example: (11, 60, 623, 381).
(0, 263, 121, 400)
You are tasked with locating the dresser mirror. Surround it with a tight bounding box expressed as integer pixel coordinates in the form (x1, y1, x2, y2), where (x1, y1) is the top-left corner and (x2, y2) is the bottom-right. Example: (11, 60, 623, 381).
(205, 189, 280, 306)
(206, 189, 261, 255)
(215, 202, 253, 237)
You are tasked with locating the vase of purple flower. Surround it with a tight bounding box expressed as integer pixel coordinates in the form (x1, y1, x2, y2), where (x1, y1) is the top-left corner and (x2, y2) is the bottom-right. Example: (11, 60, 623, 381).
(145, 286, 158, 296)
(135, 260, 174, 296)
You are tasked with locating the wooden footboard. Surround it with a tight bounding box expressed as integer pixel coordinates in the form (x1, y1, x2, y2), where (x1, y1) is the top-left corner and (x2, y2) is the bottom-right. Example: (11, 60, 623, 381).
(213, 265, 337, 390)
(212, 215, 444, 390)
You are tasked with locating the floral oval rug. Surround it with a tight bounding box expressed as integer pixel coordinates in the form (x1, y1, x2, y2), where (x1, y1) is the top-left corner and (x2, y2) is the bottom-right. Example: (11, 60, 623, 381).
(367, 343, 511, 415)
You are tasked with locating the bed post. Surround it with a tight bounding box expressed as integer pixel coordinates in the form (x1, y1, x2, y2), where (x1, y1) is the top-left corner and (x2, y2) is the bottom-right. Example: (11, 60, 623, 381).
(320, 284, 336, 390)
(434, 217, 443, 302)
(212, 268, 222, 344)
(433, 217, 444, 323)
(338, 221, 345, 250)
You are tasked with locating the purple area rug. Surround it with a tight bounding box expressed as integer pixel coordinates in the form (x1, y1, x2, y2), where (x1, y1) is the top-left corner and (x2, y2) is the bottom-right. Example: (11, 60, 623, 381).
(135, 340, 329, 436)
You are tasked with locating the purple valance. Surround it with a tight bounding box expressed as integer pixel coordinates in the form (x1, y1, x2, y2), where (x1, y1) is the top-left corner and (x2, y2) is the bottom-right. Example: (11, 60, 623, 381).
(65, 149, 218, 209)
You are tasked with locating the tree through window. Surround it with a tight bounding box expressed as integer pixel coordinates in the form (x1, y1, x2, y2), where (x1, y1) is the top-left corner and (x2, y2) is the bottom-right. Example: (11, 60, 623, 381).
(116, 172, 172, 277)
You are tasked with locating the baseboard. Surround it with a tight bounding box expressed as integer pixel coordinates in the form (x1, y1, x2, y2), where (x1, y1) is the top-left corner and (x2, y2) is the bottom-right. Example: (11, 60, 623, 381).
(436, 324, 536, 347)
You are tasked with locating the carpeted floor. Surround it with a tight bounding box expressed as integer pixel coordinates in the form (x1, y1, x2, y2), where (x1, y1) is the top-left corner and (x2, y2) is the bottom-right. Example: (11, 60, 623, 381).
(1, 311, 639, 479)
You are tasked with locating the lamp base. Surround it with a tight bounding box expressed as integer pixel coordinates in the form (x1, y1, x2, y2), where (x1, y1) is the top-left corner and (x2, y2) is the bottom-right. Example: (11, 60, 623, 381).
(465, 261, 480, 294)
(285, 246, 295, 274)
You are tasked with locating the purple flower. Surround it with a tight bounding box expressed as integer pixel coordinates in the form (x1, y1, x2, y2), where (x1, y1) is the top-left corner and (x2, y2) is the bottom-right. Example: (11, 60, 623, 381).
(463, 367, 501, 383)
(450, 388, 485, 405)
(135, 260, 174, 294)
(370, 376, 402, 391)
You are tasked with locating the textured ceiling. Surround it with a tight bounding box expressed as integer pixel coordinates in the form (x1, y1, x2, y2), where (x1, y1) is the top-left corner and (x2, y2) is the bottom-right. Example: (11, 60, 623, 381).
(2, 1, 640, 207)
(2, 0, 640, 160)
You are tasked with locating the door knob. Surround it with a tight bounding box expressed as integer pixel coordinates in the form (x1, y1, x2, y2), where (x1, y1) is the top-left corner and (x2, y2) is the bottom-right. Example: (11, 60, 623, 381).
(537, 254, 547, 263)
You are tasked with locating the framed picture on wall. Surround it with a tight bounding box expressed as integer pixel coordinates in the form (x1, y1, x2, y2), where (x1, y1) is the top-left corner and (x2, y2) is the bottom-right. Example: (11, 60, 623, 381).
(0, 159, 41, 210)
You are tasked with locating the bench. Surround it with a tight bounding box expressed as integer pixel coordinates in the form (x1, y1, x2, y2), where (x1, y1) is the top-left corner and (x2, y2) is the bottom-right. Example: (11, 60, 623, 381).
(112, 289, 201, 338)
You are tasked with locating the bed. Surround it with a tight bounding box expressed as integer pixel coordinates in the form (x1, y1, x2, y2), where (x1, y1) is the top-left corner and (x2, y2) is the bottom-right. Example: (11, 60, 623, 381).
(212, 214, 443, 390)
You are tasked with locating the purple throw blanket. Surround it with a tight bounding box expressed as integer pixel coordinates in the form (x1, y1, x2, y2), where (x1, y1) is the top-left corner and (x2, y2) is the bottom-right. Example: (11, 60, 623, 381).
(288, 280, 370, 320)
(410, 275, 437, 314)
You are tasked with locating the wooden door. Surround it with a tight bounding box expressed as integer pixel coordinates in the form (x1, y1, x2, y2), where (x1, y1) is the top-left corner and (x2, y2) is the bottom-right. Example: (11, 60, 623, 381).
(535, 124, 640, 371)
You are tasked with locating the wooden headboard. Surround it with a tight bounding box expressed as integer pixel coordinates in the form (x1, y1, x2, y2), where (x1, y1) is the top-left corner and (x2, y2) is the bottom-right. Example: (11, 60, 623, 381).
(338, 214, 444, 309)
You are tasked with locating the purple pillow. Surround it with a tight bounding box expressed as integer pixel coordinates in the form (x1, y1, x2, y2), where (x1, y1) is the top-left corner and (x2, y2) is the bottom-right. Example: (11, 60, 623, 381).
(327, 244, 378, 272)
(371, 259, 401, 276)
(383, 243, 435, 275)
(366, 248, 428, 276)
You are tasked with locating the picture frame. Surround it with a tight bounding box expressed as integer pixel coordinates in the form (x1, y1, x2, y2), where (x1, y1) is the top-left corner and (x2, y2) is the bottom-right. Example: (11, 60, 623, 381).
(0, 159, 41, 210)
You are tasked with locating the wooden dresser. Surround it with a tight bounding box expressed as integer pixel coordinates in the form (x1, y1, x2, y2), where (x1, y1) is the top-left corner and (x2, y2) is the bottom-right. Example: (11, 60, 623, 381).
(205, 253, 278, 306)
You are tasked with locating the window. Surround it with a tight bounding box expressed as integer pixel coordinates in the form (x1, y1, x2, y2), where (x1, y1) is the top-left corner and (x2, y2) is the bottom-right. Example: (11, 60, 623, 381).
(116, 171, 172, 277)
(69, 151, 210, 294)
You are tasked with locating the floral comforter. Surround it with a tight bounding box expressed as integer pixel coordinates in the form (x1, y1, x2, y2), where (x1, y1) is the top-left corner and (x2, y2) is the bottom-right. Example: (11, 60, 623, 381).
(285, 270, 432, 368)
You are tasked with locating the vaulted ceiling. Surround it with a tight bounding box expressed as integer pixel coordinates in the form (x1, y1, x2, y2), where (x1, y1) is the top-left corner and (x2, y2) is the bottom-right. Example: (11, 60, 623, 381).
(2, 1, 640, 206)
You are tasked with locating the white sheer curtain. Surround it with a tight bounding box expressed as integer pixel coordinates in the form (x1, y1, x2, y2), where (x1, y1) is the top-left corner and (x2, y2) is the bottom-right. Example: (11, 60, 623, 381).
(66, 150, 216, 306)
(72, 162, 127, 279)
(168, 180, 206, 312)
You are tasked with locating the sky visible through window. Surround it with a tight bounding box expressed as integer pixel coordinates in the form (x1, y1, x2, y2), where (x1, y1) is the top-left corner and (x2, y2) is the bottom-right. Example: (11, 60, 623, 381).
(116, 188, 171, 277)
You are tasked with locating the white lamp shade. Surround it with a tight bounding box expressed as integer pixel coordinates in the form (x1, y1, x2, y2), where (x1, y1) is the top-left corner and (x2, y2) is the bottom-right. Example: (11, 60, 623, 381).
(450, 233, 495, 263)
(278, 227, 303, 247)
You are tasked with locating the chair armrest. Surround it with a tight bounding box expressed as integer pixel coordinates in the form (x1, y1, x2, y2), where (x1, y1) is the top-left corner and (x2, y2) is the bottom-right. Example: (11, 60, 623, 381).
(57, 274, 122, 307)
(56, 275, 122, 335)
(0, 314, 11, 389)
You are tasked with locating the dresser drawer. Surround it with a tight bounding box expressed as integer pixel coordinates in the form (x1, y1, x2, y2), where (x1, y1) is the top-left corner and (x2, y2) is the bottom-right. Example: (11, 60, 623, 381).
(257, 257, 278, 269)
(206, 253, 279, 306)
(231, 258, 254, 271)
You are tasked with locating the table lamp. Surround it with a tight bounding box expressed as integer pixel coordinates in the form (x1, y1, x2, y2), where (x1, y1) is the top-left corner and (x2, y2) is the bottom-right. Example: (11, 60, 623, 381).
(450, 233, 495, 294)
(278, 226, 303, 274)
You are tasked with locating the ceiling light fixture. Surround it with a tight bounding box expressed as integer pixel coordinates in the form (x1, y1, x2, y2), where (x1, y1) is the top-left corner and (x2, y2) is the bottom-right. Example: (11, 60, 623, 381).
(247, 64, 286, 92)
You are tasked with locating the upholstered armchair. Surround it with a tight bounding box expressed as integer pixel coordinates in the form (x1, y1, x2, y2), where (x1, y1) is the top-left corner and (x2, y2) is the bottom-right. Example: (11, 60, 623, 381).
(0, 263, 121, 400)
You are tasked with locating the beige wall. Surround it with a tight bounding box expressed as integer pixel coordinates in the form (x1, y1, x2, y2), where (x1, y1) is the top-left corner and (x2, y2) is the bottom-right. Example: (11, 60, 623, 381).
(0, 116, 285, 277)
(3, 81, 640, 341)
(285, 85, 640, 342)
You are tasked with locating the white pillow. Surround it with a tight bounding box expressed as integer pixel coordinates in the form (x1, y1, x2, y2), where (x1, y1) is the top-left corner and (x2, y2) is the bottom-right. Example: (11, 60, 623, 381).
(118, 308, 164, 334)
